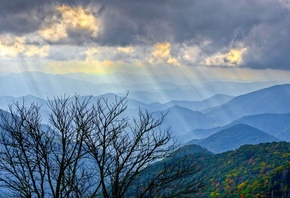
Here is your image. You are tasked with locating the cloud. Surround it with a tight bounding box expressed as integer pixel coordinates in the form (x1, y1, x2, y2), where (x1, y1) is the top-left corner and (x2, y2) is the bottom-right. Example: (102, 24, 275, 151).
(0, 35, 25, 58)
(202, 48, 247, 67)
(38, 5, 100, 44)
(0, 0, 290, 70)
(241, 16, 290, 70)
(279, 0, 290, 9)
(117, 46, 134, 54)
(82, 44, 152, 64)
(0, 1, 102, 44)
(0, 34, 49, 58)
(181, 45, 201, 65)
(149, 42, 180, 66)
(0, 1, 44, 34)
(24, 45, 50, 58)
(225, 48, 247, 65)
(92, 0, 290, 70)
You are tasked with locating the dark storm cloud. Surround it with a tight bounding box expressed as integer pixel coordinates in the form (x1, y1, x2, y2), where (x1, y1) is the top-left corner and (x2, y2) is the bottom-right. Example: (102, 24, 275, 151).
(93, 0, 290, 70)
(1, 0, 289, 69)
(0, 0, 44, 34)
(97, 0, 273, 45)
(0, 0, 92, 35)
(242, 14, 290, 70)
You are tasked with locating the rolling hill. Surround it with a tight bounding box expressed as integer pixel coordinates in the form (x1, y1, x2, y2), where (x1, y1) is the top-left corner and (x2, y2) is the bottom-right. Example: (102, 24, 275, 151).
(152, 105, 216, 140)
(150, 94, 233, 112)
(205, 84, 290, 125)
(170, 144, 213, 157)
(137, 142, 290, 197)
(199, 142, 290, 197)
(188, 124, 280, 153)
(189, 113, 290, 139)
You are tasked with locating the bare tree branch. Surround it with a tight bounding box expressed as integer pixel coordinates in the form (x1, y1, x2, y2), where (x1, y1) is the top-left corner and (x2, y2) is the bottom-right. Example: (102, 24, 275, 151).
(0, 94, 203, 197)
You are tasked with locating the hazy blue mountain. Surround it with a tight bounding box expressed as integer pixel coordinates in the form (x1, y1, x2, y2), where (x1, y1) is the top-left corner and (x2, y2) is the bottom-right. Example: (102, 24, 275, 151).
(231, 113, 290, 137)
(189, 113, 290, 139)
(277, 128, 290, 141)
(1, 79, 289, 143)
(0, 94, 155, 123)
(205, 84, 290, 125)
(125, 88, 208, 103)
(0, 95, 145, 123)
(1, 72, 287, 103)
(170, 144, 213, 157)
(0, 72, 198, 103)
(202, 81, 287, 96)
(149, 94, 234, 112)
(0, 94, 216, 141)
(0, 95, 47, 109)
(189, 126, 225, 140)
(198, 94, 234, 110)
(0, 72, 158, 99)
(152, 105, 216, 141)
(0, 95, 52, 122)
(126, 81, 284, 103)
(188, 124, 280, 153)
(77, 93, 151, 109)
(0, 109, 11, 119)
(0, 72, 107, 98)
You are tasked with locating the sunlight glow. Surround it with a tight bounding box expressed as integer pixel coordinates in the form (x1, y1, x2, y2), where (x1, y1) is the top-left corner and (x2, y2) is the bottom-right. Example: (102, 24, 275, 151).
(39, 5, 100, 42)
(47, 60, 116, 74)
(0, 35, 25, 58)
(117, 46, 135, 54)
(0, 34, 50, 58)
(24, 46, 50, 58)
(225, 48, 247, 65)
(202, 48, 247, 66)
(150, 42, 180, 66)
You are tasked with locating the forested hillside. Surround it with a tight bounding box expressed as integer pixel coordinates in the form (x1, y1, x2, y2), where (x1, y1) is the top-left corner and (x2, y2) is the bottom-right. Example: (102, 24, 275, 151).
(196, 142, 290, 197)
(137, 142, 290, 197)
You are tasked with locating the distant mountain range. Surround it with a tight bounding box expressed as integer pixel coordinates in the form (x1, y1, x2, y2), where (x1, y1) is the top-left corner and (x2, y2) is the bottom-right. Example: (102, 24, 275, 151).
(0, 72, 287, 103)
(190, 113, 290, 140)
(188, 124, 280, 153)
(205, 84, 290, 125)
(150, 94, 234, 112)
(152, 105, 216, 140)
(0, 74, 290, 148)
(1, 71, 290, 197)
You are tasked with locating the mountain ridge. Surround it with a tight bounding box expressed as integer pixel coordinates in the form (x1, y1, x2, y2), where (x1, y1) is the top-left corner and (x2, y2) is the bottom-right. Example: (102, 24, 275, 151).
(205, 84, 290, 125)
(188, 124, 280, 153)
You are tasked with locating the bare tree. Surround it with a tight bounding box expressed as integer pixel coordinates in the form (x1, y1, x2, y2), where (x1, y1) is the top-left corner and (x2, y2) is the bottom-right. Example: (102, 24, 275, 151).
(0, 103, 47, 198)
(0, 97, 97, 197)
(0, 95, 202, 197)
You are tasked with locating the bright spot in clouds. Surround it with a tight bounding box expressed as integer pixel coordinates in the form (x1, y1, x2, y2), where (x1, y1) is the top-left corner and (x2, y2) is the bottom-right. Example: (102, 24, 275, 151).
(225, 48, 247, 65)
(0, 34, 49, 58)
(150, 42, 180, 66)
(39, 5, 100, 43)
(202, 48, 247, 67)
(0, 35, 25, 58)
(117, 47, 135, 54)
(0, 0, 289, 81)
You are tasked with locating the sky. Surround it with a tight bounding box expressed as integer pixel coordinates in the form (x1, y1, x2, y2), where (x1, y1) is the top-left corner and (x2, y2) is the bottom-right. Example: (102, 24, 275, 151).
(0, 0, 290, 84)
